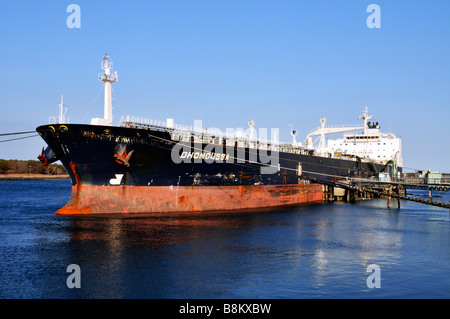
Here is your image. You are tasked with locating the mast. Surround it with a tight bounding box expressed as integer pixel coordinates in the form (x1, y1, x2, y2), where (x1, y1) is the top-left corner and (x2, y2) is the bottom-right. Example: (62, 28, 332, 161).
(59, 95, 64, 123)
(91, 54, 118, 126)
(360, 105, 373, 134)
(318, 116, 327, 150)
(49, 95, 69, 124)
(248, 120, 255, 140)
(289, 124, 298, 146)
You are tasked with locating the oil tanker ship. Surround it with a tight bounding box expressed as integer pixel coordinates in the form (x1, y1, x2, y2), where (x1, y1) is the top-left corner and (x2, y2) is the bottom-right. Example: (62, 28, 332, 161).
(36, 55, 402, 215)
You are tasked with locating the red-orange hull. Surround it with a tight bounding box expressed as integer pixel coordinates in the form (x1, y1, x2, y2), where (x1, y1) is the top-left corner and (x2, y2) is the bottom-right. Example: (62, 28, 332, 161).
(57, 183, 323, 215)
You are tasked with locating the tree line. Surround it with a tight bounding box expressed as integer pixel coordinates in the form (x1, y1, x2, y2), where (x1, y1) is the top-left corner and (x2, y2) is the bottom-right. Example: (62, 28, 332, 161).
(0, 159, 67, 175)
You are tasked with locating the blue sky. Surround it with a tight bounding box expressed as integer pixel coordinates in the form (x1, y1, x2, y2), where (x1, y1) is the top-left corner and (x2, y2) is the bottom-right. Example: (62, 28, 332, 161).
(0, 0, 449, 172)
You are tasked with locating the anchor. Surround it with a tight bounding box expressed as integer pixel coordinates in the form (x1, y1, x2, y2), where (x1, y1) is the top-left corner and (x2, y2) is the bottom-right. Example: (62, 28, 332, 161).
(114, 144, 134, 167)
(37, 146, 59, 167)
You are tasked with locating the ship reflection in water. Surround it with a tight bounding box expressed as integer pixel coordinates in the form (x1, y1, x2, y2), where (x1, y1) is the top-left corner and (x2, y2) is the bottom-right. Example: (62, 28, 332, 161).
(62, 198, 449, 299)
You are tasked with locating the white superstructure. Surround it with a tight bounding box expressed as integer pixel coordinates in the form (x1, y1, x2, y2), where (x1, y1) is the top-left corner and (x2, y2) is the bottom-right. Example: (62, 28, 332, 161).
(306, 107, 403, 167)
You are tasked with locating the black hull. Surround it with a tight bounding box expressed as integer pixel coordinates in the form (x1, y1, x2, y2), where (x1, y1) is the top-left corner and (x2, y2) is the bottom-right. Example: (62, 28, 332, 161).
(36, 123, 396, 188)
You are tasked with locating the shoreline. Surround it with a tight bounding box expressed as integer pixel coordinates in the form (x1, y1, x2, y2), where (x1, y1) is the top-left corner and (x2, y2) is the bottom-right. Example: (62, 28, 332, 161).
(0, 174, 70, 181)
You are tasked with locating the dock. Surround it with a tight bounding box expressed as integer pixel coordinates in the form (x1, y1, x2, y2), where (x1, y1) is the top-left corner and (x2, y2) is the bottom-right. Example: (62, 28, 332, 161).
(321, 177, 450, 210)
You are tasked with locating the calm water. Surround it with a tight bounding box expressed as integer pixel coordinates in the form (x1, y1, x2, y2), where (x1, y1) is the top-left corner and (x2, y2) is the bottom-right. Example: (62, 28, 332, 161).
(0, 180, 449, 299)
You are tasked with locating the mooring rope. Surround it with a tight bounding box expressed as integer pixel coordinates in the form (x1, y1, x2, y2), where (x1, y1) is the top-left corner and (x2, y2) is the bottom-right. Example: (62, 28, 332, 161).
(0, 135, 39, 143)
(0, 130, 39, 143)
(0, 131, 36, 136)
